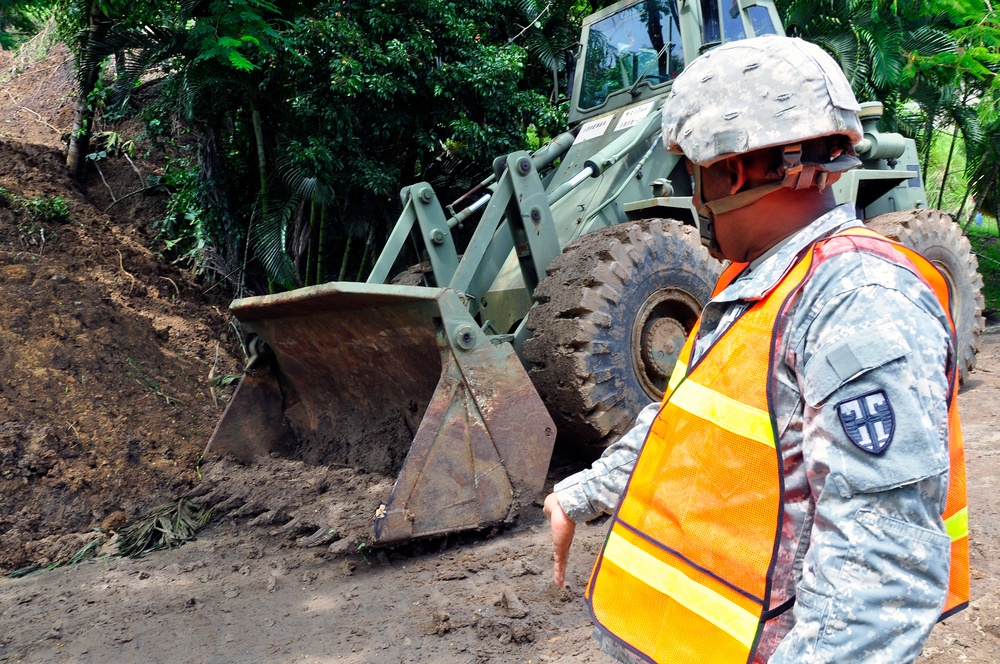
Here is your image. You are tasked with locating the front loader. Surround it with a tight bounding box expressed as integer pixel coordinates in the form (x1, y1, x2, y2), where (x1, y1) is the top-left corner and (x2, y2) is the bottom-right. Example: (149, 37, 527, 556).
(205, 0, 985, 545)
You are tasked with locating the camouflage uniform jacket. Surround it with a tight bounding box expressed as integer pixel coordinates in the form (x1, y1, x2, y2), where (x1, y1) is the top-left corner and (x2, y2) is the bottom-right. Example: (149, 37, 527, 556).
(554, 204, 954, 663)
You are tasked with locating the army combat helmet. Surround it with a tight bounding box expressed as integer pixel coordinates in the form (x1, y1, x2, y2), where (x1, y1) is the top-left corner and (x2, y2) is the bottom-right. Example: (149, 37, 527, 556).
(661, 35, 864, 222)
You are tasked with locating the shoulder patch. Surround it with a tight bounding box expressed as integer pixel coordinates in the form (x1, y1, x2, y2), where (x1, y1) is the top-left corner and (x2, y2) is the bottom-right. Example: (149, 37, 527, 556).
(835, 389, 895, 454)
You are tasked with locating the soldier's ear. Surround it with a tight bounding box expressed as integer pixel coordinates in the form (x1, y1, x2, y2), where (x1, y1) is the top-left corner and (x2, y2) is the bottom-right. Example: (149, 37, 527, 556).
(722, 156, 747, 196)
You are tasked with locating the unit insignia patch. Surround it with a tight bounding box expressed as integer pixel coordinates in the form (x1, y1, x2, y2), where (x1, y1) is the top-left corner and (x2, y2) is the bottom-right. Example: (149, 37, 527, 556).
(835, 389, 895, 454)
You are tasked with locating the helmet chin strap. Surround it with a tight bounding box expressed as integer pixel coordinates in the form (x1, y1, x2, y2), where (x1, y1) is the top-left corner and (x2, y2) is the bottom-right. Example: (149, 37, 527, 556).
(693, 143, 861, 258)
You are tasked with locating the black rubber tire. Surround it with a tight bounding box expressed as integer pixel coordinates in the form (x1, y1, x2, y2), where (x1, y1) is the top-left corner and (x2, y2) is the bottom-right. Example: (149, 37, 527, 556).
(524, 219, 722, 449)
(865, 209, 985, 384)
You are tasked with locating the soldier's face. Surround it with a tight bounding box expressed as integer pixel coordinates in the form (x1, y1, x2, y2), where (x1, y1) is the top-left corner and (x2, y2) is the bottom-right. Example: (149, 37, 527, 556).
(690, 154, 795, 264)
(691, 160, 742, 261)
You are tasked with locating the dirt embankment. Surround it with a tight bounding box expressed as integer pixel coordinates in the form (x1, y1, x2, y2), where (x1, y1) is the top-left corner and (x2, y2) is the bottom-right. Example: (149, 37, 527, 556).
(0, 43, 241, 574)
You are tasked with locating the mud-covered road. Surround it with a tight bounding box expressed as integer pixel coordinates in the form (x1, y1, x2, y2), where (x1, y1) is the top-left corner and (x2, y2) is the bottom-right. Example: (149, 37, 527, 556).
(1, 326, 998, 664)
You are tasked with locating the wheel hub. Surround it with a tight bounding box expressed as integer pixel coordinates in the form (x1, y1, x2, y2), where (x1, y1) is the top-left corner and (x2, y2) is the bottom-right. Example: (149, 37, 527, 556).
(643, 318, 685, 380)
(631, 288, 702, 401)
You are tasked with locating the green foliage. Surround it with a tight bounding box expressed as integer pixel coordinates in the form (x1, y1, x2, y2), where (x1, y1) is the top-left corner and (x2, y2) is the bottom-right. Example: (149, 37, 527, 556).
(925, 125, 967, 212)
(215, 0, 569, 289)
(779, 0, 963, 128)
(27, 0, 588, 291)
(93, 129, 135, 157)
(23, 194, 69, 223)
(969, 226, 1000, 315)
(77, 0, 1000, 298)
(186, 0, 286, 71)
(152, 153, 210, 264)
(0, 186, 70, 223)
(504, 0, 589, 102)
(209, 373, 241, 388)
(0, 0, 56, 50)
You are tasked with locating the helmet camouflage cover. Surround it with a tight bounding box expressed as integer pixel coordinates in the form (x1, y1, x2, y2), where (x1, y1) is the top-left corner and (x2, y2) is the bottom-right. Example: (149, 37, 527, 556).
(661, 35, 863, 166)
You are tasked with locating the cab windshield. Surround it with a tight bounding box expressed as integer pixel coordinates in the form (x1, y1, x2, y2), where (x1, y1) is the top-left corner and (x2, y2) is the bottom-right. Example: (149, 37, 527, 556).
(579, 0, 685, 110)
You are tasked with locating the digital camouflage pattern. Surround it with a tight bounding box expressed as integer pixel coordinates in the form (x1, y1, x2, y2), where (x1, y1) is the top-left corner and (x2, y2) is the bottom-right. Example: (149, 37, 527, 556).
(554, 205, 953, 663)
(660, 36, 863, 166)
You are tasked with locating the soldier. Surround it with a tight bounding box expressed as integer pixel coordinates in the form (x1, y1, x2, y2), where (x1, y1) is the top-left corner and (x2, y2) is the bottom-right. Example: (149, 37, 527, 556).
(543, 35, 968, 663)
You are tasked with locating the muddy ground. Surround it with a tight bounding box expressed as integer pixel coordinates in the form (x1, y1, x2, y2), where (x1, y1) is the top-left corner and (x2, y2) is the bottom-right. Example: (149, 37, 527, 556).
(0, 40, 999, 664)
(0, 329, 997, 664)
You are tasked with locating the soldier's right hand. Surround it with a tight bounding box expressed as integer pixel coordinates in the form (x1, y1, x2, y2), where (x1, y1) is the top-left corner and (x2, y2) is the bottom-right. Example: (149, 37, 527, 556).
(543, 492, 576, 587)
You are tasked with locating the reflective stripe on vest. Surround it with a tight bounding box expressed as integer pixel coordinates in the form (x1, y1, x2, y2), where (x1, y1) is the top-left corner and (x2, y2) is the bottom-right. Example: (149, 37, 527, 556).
(586, 228, 969, 663)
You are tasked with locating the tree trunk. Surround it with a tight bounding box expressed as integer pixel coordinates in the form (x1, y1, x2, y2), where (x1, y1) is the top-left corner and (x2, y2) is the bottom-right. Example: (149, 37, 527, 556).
(291, 200, 309, 287)
(920, 117, 935, 180)
(355, 227, 374, 282)
(550, 62, 559, 104)
(251, 104, 268, 219)
(305, 200, 317, 286)
(956, 182, 972, 230)
(66, 4, 111, 183)
(338, 232, 353, 281)
(316, 202, 327, 284)
(936, 127, 958, 210)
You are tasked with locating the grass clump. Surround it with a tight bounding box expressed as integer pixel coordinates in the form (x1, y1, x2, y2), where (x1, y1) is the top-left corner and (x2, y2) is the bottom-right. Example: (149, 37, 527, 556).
(23, 195, 69, 224)
(0, 186, 70, 224)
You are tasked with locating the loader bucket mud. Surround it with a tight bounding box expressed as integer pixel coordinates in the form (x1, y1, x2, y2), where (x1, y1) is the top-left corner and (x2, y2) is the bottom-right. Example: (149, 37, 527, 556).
(204, 283, 556, 545)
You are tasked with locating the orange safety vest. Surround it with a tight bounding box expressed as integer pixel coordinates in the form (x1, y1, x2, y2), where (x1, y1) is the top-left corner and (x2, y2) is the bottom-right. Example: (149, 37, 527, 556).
(585, 227, 969, 663)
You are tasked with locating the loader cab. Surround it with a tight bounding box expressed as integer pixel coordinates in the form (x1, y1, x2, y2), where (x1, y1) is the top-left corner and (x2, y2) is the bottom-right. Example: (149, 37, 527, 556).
(568, 0, 784, 127)
(698, 0, 781, 49)
(573, 0, 686, 114)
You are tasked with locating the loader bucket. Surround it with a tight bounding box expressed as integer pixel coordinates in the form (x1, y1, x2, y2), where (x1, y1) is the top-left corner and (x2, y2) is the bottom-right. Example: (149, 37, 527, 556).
(204, 283, 556, 545)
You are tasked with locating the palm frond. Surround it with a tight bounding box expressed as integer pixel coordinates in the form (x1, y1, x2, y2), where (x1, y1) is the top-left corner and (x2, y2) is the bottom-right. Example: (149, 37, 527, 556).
(859, 25, 904, 89)
(249, 198, 300, 289)
(781, 0, 824, 36)
(903, 25, 956, 56)
(812, 32, 861, 80)
(524, 31, 562, 72)
(178, 61, 258, 120)
(953, 101, 985, 161)
(274, 153, 324, 202)
(116, 498, 212, 558)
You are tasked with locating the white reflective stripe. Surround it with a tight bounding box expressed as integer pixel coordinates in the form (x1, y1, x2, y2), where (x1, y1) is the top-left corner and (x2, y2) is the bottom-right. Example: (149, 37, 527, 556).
(945, 507, 968, 541)
(668, 378, 775, 448)
(667, 360, 687, 395)
(603, 530, 759, 648)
